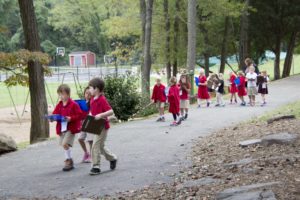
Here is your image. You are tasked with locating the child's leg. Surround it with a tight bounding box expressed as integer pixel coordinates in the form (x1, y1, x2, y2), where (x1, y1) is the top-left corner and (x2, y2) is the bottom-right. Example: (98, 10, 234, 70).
(234, 93, 237, 102)
(197, 98, 201, 106)
(78, 133, 88, 154)
(60, 131, 75, 171)
(262, 94, 266, 103)
(230, 93, 233, 102)
(216, 93, 221, 105)
(180, 108, 184, 117)
(88, 141, 93, 154)
(172, 113, 177, 121)
(220, 94, 224, 105)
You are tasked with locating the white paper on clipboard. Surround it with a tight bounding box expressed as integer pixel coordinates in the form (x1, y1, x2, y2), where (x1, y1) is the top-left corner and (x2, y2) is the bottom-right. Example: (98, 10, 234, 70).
(61, 121, 68, 132)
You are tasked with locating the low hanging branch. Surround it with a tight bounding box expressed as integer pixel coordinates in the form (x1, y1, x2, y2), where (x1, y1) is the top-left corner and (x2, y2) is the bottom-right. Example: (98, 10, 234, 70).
(0, 49, 51, 87)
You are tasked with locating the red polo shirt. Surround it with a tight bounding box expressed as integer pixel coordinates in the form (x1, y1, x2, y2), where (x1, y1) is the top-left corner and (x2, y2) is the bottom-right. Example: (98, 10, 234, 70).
(90, 95, 112, 130)
(52, 98, 82, 135)
(151, 84, 166, 103)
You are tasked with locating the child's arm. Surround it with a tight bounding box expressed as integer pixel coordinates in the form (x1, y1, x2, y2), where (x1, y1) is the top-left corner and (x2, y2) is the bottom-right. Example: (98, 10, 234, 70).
(66, 104, 83, 122)
(95, 109, 114, 120)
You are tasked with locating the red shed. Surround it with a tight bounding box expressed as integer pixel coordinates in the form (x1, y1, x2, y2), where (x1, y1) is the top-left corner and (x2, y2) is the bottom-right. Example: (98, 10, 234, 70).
(69, 51, 96, 67)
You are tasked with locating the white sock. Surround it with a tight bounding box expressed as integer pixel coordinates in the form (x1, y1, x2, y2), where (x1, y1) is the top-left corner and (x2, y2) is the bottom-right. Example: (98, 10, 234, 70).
(65, 149, 72, 159)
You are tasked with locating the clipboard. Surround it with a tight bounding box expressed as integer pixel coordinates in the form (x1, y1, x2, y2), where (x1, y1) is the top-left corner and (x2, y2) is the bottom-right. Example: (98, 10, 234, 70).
(81, 115, 105, 135)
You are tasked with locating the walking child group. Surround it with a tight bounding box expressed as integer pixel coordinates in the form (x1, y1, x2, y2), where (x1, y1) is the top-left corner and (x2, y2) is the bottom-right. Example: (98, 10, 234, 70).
(151, 58, 269, 126)
(49, 58, 268, 173)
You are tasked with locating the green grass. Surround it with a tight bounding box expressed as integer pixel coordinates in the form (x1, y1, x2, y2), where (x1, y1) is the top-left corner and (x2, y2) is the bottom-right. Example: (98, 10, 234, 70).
(257, 100, 300, 122)
(0, 81, 88, 108)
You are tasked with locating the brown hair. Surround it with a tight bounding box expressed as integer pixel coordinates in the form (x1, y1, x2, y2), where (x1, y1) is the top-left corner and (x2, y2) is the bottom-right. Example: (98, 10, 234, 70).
(245, 58, 253, 67)
(169, 76, 177, 85)
(89, 78, 105, 92)
(237, 71, 244, 76)
(57, 84, 70, 95)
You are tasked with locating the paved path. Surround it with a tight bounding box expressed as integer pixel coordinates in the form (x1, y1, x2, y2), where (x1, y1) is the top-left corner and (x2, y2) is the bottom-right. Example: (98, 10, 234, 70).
(1, 75, 300, 199)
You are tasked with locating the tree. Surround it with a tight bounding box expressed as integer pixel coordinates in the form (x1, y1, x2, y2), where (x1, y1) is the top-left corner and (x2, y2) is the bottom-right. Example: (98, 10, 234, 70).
(163, 0, 171, 81)
(141, 0, 154, 97)
(238, 0, 250, 69)
(219, 16, 229, 73)
(18, 0, 49, 144)
(187, 0, 197, 77)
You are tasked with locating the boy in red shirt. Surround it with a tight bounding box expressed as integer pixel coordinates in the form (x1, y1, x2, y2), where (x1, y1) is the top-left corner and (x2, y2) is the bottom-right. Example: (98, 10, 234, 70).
(52, 84, 82, 171)
(151, 78, 166, 122)
(88, 78, 117, 175)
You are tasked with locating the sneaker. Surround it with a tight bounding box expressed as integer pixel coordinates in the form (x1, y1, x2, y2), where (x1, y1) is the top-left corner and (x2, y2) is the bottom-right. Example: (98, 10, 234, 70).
(156, 117, 162, 122)
(207, 102, 210, 107)
(176, 118, 182, 125)
(82, 152, 89, 163)
(230, 100, 232, 104)
(85, 153, 91, 163)
(197, 105, 201, 108)
(241, 102, 246, 106)
(63, 159, 74, 171)
(170, 121, 178, 126)
(221, 104, 226, 107)
(184, 113, 188, 120)
(110, 160, 117, 170)
(180, 116, 185, 121)
(160, 117, 166, 122)
(89, 167, 101, 175)
(215, 104, 220, 107)
(235, 99, 238, 104)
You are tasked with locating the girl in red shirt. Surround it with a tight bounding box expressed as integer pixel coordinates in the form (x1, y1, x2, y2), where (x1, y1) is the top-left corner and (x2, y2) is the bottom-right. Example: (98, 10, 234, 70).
(237, 71, 247, 106)
(197, 69, 210, 108)
(179, 73, 191, 120)
(168, 76, 181, 126)
(229, 71, 238, 104)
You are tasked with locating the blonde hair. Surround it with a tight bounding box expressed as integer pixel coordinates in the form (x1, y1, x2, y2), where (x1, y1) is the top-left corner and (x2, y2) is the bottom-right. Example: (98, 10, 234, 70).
(238, 71, 244, 76)
(199, 68, 205, 75)
(249, 65, 255, 72)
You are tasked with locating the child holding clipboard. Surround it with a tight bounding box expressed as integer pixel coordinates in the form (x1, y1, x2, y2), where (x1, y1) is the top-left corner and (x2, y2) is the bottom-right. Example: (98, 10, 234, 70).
(88, 78, 118, 175)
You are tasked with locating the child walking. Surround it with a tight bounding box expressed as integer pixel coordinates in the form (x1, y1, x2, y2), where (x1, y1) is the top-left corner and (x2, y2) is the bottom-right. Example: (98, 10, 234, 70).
(215, 73, 225, 107)
(197, 69, 210, 108)
(258, 70, 269, 106)
(168, 76, 181, 126)
(179, 73, 191, 120)
(52, 84, 83, 171)
(246, 66, 258, 106)
(151, 78, 167, 122)
(88, 78, 118, 175)
(237, 71, 247, 106)
(78, 87, 93, 163)
(229, 71, 238, 104)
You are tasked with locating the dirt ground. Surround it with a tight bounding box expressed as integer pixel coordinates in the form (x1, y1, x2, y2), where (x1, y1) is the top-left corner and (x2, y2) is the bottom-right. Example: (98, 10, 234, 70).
(103, 118, 300, 200)
(0, 105, 57, 143)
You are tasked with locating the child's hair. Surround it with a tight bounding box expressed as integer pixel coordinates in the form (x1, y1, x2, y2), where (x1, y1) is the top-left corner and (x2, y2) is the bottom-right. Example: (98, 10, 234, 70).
(261, 70, 267, 74)
(57, 84, 70, 95)
(218, 73, 224, 80)
(199, 68, 205, 75)
(238, 71, 244, 76)
(169, 76, 177, 85)
(245, 58, 253, 66)
(83, 86, 89, 94)
(89, 78, 105, 92)
(249, 65, 255, 72)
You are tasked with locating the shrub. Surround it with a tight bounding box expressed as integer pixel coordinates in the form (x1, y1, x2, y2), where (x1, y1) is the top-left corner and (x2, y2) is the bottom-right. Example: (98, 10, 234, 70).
(104, 73, 141, 121)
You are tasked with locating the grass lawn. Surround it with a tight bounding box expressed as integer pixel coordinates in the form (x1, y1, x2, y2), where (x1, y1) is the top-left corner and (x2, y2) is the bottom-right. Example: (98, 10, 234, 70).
(0, 81, 88, 108)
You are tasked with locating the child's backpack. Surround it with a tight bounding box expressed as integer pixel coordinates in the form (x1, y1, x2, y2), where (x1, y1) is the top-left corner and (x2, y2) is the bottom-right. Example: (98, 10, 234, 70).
(234, 77, 240, 86)
(195, 77, 199, 86)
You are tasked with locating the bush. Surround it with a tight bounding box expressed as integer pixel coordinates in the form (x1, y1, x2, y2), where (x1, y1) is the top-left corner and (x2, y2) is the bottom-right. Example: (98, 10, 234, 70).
(135, 94, 158, 118)
(104, 73, 141, 121)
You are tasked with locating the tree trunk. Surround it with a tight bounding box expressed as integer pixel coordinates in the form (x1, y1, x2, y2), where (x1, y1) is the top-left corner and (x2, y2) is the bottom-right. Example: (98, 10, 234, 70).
(274, 34, 281, 80)
(139, 0, 146, 77)
(282, 31, 297, 78)
(142, 0, 154, 97)
(163, 0, 171, 81)
(18, 0, 49, 144)
(187, 0, 196, 95)
(204, 53, 210, 77)
(238, 0, 249, 69)
(219, 17, 229, 73)
(172, 0, 180, 78)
